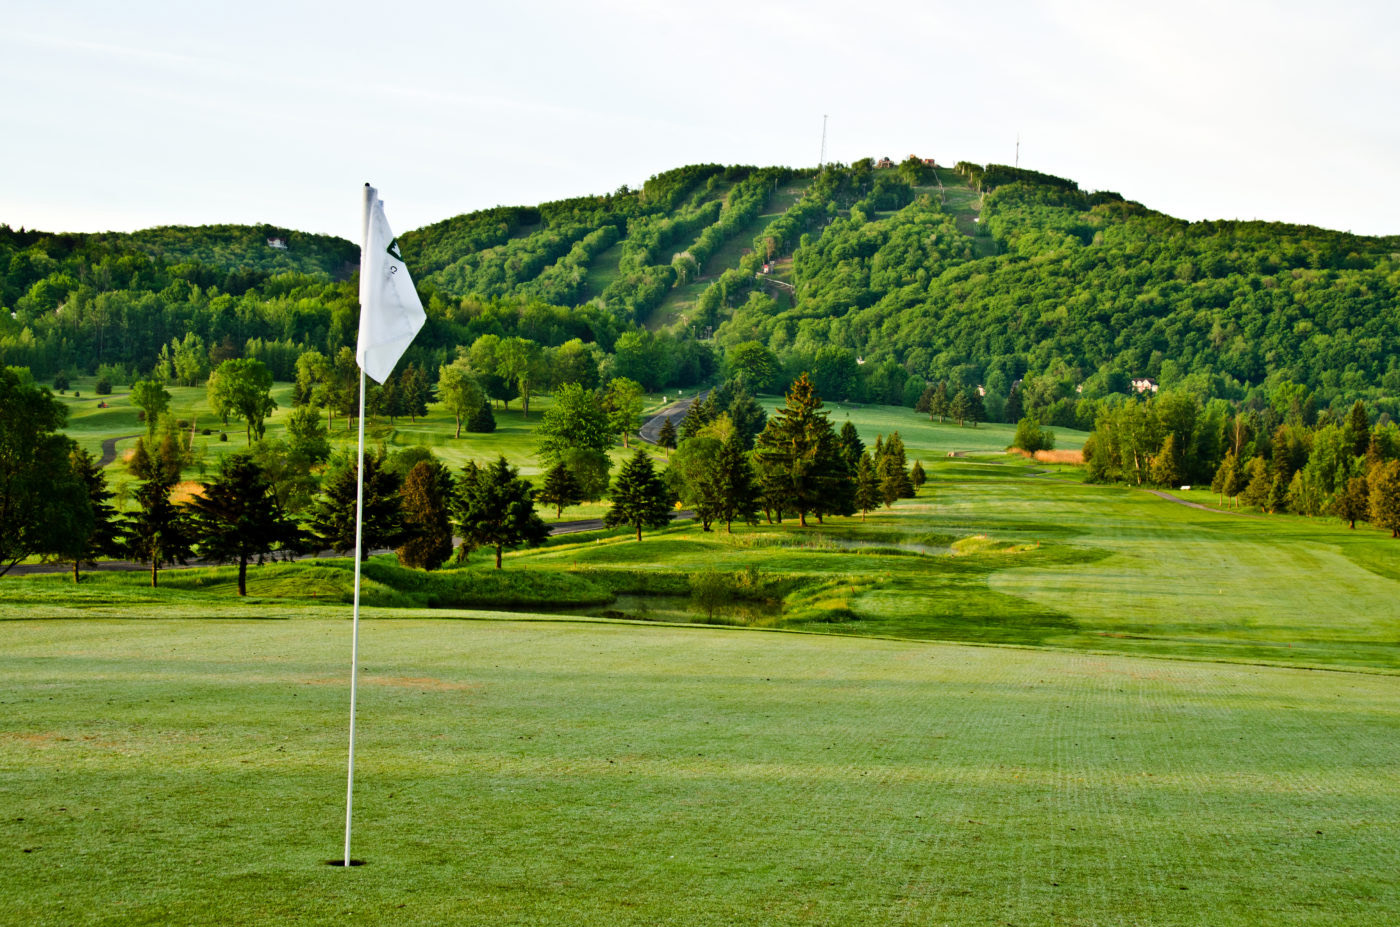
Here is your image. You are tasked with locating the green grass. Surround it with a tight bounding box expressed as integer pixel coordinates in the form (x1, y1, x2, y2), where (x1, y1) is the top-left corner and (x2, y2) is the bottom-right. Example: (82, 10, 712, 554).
(3, 618, 1398, 926)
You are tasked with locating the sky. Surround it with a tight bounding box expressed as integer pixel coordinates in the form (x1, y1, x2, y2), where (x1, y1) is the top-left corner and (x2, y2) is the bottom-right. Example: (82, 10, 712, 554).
(3, 0, 1397, 239)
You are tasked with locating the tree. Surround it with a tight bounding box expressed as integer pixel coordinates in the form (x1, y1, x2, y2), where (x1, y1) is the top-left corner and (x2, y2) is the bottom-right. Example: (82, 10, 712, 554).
(458, 456, 549, 568)
(537, 461, 584, 518)
(184, 453, 303, 595)
(752, 373, 848, 527)
(397, 459, 455, 570)
(1150, 434, 1185, 487)
(910, 460, 926, 491)
(125, 478, 194, 588)
(398, 363, 431, 422)
(1347, 400, 1370, 457)
(207, 358, 277, 445)
(1240, 457, 1271, 509)
(929, 382, 950, 422)
(657, 417, 678, 458)
(438, 359, 489, 439)
(1267, 471, 1289, 514)
(1221, 452, 1245, 508)
(0, 368, 88, 577)
(602, 377, 646, 449)
(726, 341, 782, 392)
(1367, 460, 1400, 537)
(293, 349, 330, 408)
(712, 432, 761, 533)
(58, 448, 122, 583)
(948, 390, 971, 426)
(1013, 416, 1054, 454)
(1335, 474, 1369, 529)
(495, 337, 544, 417)
(854, 453, 881, 521)
(838, 420, 865, 471)
(537, 383, 612, 499)
(310, 450, 407, 559)
(726, 391, 768, 449)
(876, 431, 915, 506)
(666, 437, 724, 531)
(130, 377, 171, 438)
(605, 448, 675, 541)
(286, 403, 331, 465)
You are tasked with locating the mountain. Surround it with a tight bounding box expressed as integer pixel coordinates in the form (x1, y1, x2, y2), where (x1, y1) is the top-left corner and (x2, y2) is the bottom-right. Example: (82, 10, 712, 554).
(3, 159, 1399, 422)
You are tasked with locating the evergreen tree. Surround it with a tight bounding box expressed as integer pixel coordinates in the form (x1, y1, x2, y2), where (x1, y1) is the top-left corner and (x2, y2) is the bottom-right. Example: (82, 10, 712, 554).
(605, 448, 675, 541)
(949, 390, 971, 426)
(466, 399, 496, 433)
(449, 461, 481, 563)
(184, 453, 303, 595)
(910, 459, 926, 491)
(60, 447, 123, 583)
(838, 420, 864, 471)
(458, 456, 550, 568)
(657, 417, 678, 458)
(1267, 471, 1289, 514)
(537, 460, 584, 518)
(854, 453, 881, 521)
(965, 390, 986, 427)
(680, 392, 716, 439)
(399, 363, 431, 422)
(877, 431, 915, 505)
(1348, 400, 1370, 457)
(397, 459, 455, 570)
(1004, 385, 1023, 424)
(125, 478, 194, 588)
(725, 391, 768, 449)
(665, 437, 723, 531)
(1221, 452, 1245, 508)
(1150, 434, 1184, 487)
(309, 450, 407, 559)
(752, 373, 846, 527)
(930, 382, 950, 423)
(713, 433, 761, 533)
(1240, 457, 1271, 509)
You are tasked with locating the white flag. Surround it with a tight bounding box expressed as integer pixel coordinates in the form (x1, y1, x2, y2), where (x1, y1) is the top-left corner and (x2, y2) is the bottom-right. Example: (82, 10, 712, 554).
(357, 185, 425, 383)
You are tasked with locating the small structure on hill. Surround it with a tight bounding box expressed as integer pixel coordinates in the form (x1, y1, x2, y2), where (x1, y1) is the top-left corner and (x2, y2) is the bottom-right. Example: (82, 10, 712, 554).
(266, 237, 288, 250)
(1131, 377, 1159, 394)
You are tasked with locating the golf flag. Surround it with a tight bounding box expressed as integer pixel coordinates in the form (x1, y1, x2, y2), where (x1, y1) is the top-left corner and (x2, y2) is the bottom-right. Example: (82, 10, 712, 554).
(357, 185, 425, 383)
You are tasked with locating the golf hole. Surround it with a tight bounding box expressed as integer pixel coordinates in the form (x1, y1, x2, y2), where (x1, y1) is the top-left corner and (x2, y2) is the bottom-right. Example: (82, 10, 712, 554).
(325, 859, 366, 867)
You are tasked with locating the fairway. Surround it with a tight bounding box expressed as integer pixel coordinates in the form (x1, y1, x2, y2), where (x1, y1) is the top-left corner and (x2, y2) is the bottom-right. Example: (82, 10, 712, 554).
(3, 619, 1398, 926)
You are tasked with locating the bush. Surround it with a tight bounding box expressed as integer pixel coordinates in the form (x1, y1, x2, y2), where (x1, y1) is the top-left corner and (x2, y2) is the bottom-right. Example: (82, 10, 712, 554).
(95, 377, 112, 395)
(1012, 416, 1055, 453)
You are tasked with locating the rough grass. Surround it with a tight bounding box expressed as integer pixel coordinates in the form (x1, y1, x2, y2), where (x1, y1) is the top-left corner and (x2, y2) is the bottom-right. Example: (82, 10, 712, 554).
(3, 619, 1398, 926)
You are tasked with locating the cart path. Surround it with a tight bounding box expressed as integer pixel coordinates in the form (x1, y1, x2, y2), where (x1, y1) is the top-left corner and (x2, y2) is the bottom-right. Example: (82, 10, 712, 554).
(98, 434, 143, 467)
(637, 392, 708, 444)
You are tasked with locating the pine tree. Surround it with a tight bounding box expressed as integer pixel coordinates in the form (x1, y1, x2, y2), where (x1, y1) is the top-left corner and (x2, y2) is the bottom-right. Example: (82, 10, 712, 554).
(60, 448, 122, 583)
(537, 461, 584, 518)
(949, 390, 971, 426)
(854, 453, 881, 521)
(397, 459, 455, 570)
(657, 417, 678, 458)
(752, 373, 846, 527)
(877, 431, 915, 506)
(838, 420, 864, 471)
(1240, 457, 1271, 509)
(713, 433, 761, 533)
(680, 392, 715, 439)
(184, 453, 304, 595)
(910, 459, 926, 491)
(1348, 400, 1370, 457)
(467, 399, 496, 433)
(125, 478, 194, 588)
(1221, 452, 1245, 508)
(605, 448, 675, 541)
(1267, 471, 1289, 514)
(458, 456, 549, 568)
(930, 382, 950, 422)
(310, 450, 407, 559)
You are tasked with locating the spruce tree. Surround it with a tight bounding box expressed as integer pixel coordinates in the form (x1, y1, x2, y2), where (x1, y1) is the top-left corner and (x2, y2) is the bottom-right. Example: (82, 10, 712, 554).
(1336, 474, 1369, 529)
(125, 478, 194, 588)
(61, 448, 122, 583)
(854, 453, 881, 521)
(877, 432, 915, 505)
(184, 453, 303, 595)
(458, 456, 549, 568)
(930, 382, 950, 422)
(910, 460, 926, 491)
(310, 450, 407, 559)
(838, 420, 864, 471)
(703, 433, 760, 533)
(605, 448, 675, 541)
(657, 417, 678, 458)
(752, 373, 846, 527)
(949, 390, 971, 426)
(1267, 471, 1289, 514)
(538, 460, 584, 518)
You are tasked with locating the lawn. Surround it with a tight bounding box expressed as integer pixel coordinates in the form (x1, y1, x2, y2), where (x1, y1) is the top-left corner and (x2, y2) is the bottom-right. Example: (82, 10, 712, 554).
(2, 618, 1396, 926)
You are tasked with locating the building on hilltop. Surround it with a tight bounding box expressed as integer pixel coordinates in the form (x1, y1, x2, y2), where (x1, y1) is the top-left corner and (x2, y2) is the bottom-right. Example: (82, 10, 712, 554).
(875, 157, 895, 169)
(1131, 378, 1159, 394)
(267, 237, 288, 250)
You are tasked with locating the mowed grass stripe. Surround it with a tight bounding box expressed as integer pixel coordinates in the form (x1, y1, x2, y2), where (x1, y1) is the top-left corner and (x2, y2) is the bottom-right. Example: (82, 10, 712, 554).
(3, 619, 1398, 925)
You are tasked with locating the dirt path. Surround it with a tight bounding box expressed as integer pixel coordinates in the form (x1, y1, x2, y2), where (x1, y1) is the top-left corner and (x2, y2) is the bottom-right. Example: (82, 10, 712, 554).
(99, 434, 143, 467)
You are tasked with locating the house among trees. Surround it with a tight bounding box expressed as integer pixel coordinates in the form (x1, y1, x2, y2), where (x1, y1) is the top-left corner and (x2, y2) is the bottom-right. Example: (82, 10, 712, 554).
(266, 237, 288, 250)
(875, 157, 895, 169)
(1131, 377, 1159, 394)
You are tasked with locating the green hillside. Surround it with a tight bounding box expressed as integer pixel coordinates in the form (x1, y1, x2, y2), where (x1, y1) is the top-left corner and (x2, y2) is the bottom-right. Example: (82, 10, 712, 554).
(5, 158, 1400, 420)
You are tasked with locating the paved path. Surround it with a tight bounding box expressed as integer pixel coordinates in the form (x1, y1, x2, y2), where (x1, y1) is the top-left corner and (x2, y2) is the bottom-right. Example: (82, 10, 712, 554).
(98, 434, 143, 467)
(637, 392, 708, 444)
(1143, 488, 1261, 517)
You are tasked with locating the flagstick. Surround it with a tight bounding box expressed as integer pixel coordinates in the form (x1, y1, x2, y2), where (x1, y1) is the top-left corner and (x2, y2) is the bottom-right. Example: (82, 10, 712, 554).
(343, 184, 374, 868)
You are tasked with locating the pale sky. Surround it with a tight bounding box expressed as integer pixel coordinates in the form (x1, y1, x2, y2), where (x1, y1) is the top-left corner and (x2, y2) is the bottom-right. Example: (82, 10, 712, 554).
(2, 0, 1396, 239)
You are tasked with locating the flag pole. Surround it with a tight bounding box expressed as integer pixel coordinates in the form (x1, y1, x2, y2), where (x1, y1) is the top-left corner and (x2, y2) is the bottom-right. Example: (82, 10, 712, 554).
(343, 184, 374, 868)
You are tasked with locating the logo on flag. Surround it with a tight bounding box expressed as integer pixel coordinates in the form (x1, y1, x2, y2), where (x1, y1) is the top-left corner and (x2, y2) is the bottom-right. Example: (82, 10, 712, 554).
(357, 187, 425, 383)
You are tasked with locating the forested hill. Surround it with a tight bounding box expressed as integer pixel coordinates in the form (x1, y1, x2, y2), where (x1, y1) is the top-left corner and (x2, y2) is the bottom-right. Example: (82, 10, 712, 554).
(4, 158, 1400, 421)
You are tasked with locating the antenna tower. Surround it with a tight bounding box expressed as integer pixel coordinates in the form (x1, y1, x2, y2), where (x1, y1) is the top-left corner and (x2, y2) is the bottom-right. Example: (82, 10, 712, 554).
(1015, 132, 1020, 168)
(818, 114, 828, 169)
